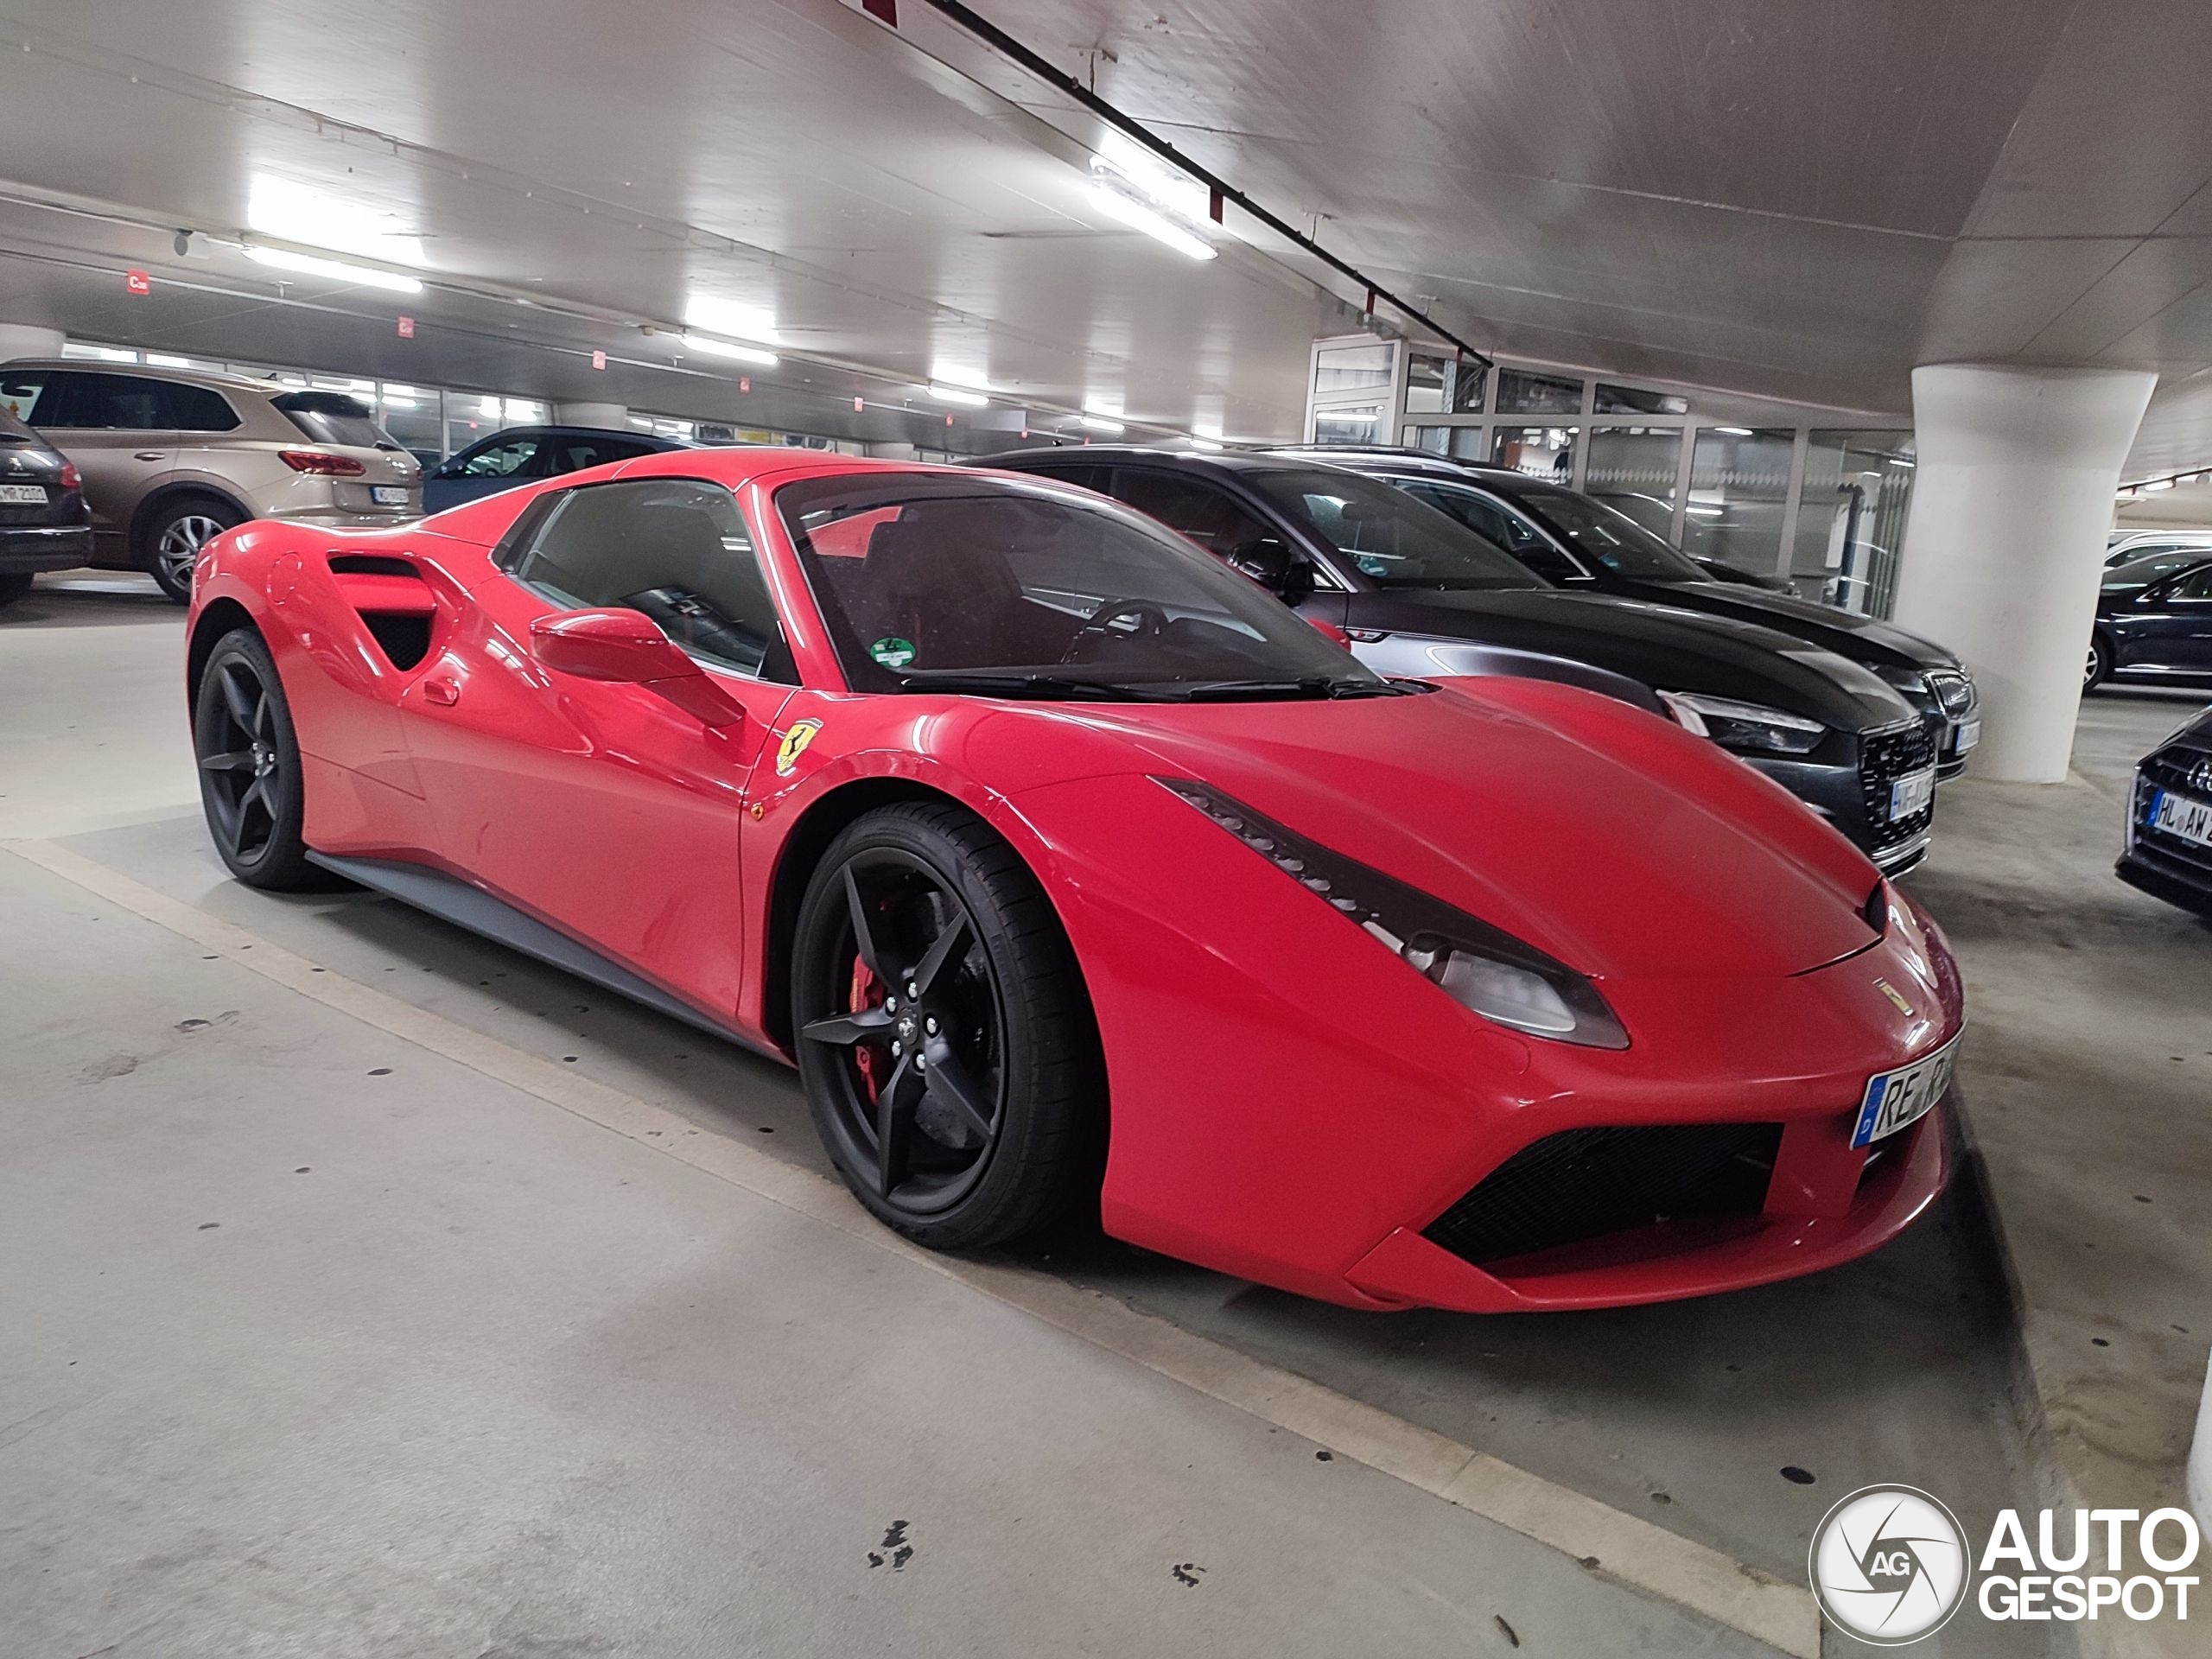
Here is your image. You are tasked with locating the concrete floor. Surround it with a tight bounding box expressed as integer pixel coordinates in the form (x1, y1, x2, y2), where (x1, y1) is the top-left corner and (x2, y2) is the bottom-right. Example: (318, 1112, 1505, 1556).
(3, 571, 2200, 1656)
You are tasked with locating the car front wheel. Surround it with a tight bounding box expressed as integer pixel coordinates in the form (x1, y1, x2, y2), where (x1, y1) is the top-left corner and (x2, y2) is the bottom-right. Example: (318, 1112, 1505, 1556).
(791, 800, 1103, 1251)
(145, 496, 244, 603)
(2085, 632, 2113, 691)
(193, 629, 320, 889)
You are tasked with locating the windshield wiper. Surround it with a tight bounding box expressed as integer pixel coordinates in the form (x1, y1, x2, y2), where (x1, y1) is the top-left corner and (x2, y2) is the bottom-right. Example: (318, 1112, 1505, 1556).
(1176, 676, 1409, 702)
(892, 671, 1179, 702)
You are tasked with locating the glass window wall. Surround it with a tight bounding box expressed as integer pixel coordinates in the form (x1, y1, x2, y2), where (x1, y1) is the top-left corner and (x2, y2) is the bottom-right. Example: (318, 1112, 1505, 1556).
(1584, 426, 1681, 539)
(1681, 428, 1794, 575)
(1793, 430, 1916, 614)
(1490, 424, 1578, 481)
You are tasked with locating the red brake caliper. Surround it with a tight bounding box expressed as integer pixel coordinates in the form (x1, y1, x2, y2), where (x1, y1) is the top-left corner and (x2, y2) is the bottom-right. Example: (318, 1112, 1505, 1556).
(849, 956, 885, 1101)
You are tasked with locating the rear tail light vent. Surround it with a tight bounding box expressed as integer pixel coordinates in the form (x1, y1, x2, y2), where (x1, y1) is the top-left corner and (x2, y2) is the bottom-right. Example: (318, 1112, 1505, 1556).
(280, 450, 365, 476)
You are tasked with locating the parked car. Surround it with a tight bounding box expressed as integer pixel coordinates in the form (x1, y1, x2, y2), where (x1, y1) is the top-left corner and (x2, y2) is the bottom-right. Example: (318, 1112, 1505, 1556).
(2107, 529, 2212, 568)
(976, 447, 1939, 874)
(0, 359, 421, 601)
(0, 404, 91, 607)
(423, 424, 693, 513)
(1272, 446, 1982, 779)
(2088, 551, 2212, 689)
(2116, 705, 2212, 918)
(184, 448, 1961, 1311)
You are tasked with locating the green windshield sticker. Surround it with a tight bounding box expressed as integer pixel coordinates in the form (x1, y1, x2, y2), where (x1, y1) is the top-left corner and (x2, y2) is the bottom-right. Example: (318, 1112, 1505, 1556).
(868, 635, 917, 669)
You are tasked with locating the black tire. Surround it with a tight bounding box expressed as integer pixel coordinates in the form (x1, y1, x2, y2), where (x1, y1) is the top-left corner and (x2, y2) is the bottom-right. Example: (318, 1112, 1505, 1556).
(193, 629, 320, 890)
(2084, 632, 2113, 692)
(0, 572, 31, 608)
(143, 495, 244, 603)
(791, 800, 1103, 1251)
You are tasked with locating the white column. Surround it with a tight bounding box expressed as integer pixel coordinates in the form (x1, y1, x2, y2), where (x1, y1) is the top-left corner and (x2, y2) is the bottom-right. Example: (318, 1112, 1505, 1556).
(1891, 365, 2155, 783)
(552, 402, 628, 429)
(0, 323, 66, 360)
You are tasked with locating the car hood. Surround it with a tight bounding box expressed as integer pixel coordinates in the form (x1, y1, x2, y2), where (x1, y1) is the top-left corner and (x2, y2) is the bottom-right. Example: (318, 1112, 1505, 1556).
(1000, 685, 1881, 982)
(1615, 582, 1959, 672)
(1339, 587, 1916, 733)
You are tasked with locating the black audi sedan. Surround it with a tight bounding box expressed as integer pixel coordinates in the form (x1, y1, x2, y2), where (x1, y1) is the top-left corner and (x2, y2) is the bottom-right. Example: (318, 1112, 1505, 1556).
(2088, 550, 2212, 690)
(1271, 446, 1982, 779)
(2117, 705, 2212, 918)
(0, 404, 91, 606)
(976, 446, 1938, 874)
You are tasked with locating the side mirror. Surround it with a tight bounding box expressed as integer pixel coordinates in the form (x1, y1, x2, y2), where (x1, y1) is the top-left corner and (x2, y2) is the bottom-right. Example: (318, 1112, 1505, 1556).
(1229, 535, 1317, 607)
(529, 607, 746, 728)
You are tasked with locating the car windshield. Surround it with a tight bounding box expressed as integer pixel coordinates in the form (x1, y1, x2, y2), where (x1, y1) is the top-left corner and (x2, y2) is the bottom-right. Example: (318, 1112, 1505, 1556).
(2106, 550, 2212, 592)
(271, 390, 400, 450)
(1506, 485, 1707, 581)
(1241, 467, 1545, 590)
(777, 474, 1397, 700)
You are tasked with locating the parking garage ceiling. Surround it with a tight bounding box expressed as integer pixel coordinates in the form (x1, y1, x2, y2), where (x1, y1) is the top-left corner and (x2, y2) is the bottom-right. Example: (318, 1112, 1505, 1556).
(0, 0, 2209, 468)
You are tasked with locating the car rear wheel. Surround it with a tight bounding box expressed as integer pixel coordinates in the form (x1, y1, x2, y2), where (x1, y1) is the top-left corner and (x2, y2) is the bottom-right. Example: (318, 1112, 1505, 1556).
(193, 629, 320, 890)
(145, 495, 244, 603)
(2084, 632, 2113, 691)
(791, 800, 1102, 1251)
(0, 572, 32, 608)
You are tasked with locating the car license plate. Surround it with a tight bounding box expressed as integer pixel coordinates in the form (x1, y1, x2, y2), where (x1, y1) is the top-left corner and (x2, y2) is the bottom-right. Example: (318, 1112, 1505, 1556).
(0, 482, 45, 505)
(2146, 787, 2212, 849)
(1887, 766, 1936, 821)
(1950, 718, 1980, 755)
(371, 485, 411, 505)
(1851, 1036, 1958, 1149)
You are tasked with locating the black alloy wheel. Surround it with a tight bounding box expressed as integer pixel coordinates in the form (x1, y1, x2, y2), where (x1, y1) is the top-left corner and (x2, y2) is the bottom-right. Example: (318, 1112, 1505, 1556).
(791, 801, 1101, 1249)
(193, 630, 319, 889)
(2085, 632, 2113, 691)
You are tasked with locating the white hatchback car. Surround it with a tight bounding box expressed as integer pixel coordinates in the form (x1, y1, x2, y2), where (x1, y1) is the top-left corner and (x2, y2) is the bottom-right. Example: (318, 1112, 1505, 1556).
(0, 359, 422, 601)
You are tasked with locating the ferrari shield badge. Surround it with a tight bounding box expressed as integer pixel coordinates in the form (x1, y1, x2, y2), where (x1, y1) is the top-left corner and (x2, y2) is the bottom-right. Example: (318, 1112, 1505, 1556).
(775, 718, 823, 777)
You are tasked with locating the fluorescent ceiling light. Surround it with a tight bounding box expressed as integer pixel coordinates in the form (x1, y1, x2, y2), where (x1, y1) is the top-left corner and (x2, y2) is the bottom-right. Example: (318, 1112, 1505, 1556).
(1078, 413, 1125, 434)
(683, 296, 780, 347)
(1710, 426, 1753, 436)
(1684, 505, 1725, 517)
(245, 245, 423, 294)
(925, 382, 989, 407)
(2144, 478, 2175, 492)
(1087, 181, 1217, 261)
(680, 332, 778, 366)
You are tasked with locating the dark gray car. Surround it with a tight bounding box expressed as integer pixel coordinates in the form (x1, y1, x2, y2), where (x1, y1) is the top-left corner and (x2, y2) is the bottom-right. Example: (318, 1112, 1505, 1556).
(977, 446, 1936, 874)
(0, 405, 92, 606)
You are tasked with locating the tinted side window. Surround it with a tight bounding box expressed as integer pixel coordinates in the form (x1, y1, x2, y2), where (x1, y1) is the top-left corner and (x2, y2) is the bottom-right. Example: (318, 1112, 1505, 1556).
(998, 460, 1108, 493)
(544, 435, 658, 473)
(0, 368, 60, 424)
(162, 384, 242, 433)
(510, 477, 790, 679)
(2172, 563, 2212, 601)
(58, 372, 170, 430)
(1107, 468, 1273, 558)
(458, 437, 542, 478)
(1399, 480, 1580, 581)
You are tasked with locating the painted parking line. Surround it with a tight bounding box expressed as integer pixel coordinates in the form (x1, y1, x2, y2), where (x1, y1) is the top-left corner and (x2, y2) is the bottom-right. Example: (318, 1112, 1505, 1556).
(4, 836, 1822, 1658)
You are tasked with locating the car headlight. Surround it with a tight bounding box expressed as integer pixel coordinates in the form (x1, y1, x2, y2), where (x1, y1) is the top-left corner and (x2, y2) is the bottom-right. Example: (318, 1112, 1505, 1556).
(1155, 778, 1629, 1049)
(1656, 690, 1827, 755)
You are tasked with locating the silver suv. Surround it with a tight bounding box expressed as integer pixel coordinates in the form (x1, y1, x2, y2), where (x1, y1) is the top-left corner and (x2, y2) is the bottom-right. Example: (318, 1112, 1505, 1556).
(0, 360, 422, 601)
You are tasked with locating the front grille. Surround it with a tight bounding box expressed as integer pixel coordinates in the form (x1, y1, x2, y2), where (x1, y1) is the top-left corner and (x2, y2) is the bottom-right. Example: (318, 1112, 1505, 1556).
(1925, 670, 1975, 718)
(1860, 721, 1939, 851)
(1422, 1122, 1783, 1267)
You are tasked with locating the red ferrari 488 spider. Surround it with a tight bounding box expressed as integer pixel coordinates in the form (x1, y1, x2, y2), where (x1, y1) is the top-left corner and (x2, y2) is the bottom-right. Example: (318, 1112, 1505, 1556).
(185, 448, 1962, 1312)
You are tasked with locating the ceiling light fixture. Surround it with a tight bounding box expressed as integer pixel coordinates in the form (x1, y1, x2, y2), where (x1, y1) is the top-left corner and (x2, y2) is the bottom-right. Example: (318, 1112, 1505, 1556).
(1078, 413, 1126, 434)
(244, 245, 423, 294)
(925, 382, 990, 407)
(1087, 161, 1217, 262)
(2143, 478, 2175, 492)
(1711, 426, 1753, 437)
(679, 332, 779, 367)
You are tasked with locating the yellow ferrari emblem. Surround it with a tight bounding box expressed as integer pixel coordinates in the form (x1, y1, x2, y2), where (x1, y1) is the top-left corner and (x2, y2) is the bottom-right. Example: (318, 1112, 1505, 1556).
(774, 718, 823, 778)
(1874, 978, 1913, 1016)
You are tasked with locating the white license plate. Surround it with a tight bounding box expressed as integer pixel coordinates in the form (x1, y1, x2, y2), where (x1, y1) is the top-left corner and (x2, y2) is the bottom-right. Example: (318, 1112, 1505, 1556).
(1887, 766, 1936, 821)
(371, 485, 411, 505)
(0, 482, 45, 505)
(1851, 1036, 1958, 1149)
(2147, 788, 2212, 849)
(1949, 718, 1980, 756)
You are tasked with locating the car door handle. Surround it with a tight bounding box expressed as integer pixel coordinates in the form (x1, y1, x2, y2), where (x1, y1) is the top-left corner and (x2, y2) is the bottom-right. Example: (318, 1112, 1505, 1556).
(134, 450, 165, 461)
(421, 677, 460, 706)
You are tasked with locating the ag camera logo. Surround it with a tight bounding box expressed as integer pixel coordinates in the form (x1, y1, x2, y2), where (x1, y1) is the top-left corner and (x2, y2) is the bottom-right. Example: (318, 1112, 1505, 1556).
(1809, 1485, 1970, 1644)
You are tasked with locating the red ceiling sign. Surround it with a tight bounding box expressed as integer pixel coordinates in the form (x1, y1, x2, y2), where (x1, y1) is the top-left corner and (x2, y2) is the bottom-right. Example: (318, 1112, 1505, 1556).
(124, 269, 150, 296)
(739, 376, 751, 394)
(854, 397, 865, 413)
(396, 315, 416, 338)
(590, 348, 607, 370)
(861, 0, 897, 23)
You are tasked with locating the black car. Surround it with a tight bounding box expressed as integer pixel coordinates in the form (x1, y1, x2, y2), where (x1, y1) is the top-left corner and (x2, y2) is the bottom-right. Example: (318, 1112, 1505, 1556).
(0, 404, 92, 606)
(976, 446, 1938, 874)
(1272, 446, 1981, 780)
(423, 424, 696, 513)
(2117, 705, 2212, 918)
(2088, 551, 2212, 690)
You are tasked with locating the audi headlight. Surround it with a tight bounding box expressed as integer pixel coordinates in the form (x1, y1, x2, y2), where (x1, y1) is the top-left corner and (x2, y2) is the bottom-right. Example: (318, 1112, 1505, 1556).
(1156, 779, 1629, 1049)
(1656, 690, 1827, 755)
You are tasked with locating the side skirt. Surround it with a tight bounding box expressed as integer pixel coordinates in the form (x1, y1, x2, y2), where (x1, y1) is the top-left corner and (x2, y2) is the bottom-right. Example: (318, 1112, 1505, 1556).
(305, 852, 777, 1060)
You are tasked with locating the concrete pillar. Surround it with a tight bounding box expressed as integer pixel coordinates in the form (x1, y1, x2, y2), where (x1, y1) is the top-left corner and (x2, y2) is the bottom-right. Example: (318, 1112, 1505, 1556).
(0, 323, 66, 361)
(1891, 365, 2157, 782)
(552, 402, 628, 429)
